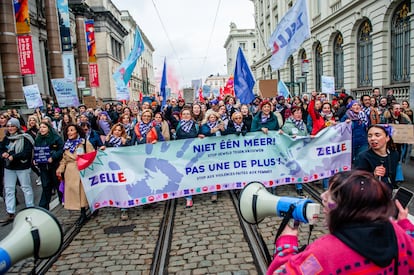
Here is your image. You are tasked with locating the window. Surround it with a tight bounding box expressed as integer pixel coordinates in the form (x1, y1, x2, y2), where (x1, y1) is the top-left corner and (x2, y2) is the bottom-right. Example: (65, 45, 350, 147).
(240, 42, 246, 50)
(333, 33, 344, 90)
(315, 42, 323, 92)
(267, 65, 273, 79)
(111, 38, 122, 60)
(357, 20, 373, 87)
(391, 1, 410, 83)
(289, 56, 295, 87)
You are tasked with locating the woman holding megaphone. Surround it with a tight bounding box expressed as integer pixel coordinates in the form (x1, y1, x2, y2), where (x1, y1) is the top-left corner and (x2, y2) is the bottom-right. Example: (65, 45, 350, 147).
(267, 170, 414, 275)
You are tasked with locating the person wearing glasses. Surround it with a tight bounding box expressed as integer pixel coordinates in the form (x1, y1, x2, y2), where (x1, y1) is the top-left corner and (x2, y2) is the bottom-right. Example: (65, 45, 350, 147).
(225, 111, 248, 136)
(0, 118, 35, 222)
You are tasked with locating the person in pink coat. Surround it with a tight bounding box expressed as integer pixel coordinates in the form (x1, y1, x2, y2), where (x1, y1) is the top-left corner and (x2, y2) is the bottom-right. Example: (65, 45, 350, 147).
(267, 170, 414, 275)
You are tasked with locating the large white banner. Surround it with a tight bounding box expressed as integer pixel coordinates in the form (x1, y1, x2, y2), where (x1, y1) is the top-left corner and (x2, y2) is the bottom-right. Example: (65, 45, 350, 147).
(79, 123, 352, 211)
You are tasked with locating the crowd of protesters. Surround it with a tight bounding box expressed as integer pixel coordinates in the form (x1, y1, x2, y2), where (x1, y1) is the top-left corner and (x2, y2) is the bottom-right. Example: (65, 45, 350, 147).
(0, 86, 411, 222)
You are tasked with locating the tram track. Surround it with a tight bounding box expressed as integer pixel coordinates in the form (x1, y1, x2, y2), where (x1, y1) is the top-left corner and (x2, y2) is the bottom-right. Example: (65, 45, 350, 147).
(29, 182, 325, 274)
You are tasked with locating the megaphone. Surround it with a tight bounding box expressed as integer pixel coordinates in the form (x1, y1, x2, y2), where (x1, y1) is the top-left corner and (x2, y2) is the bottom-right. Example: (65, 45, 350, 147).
(239, 181, 320, 224)
(0, 207, 63, 274)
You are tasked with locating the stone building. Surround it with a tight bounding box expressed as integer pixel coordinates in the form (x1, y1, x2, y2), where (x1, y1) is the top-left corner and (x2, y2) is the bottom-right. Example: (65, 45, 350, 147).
(0, 0, 155, 109)
(248, 0, 412, 103)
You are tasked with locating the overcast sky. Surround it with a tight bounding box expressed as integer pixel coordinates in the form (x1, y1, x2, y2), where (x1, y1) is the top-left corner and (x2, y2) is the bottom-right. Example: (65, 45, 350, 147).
(111, 0, 255, 91)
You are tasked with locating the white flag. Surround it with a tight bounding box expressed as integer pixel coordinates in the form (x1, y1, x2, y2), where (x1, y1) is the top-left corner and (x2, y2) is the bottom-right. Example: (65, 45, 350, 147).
(268, 0, 310, 71)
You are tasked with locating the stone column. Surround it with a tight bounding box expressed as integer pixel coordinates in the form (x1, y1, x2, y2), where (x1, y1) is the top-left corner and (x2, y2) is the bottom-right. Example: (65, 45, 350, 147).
(0, 1, 24, 104)
(45, 0, 63, 79)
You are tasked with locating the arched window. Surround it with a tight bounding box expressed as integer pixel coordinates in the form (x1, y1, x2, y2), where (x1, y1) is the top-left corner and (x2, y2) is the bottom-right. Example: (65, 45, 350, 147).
(333, 33, 344, 90)
(315, 42, 323, 92)
(261, 68, 266, 80)
(267, 65, 273, 79)
(357, 20, 373, 87)
(391, 0, 410, 83)
(289, 56, 295, 87)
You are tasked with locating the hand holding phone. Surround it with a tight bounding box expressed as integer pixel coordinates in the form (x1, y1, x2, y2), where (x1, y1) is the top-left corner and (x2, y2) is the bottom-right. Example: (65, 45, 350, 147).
(392, 187, 414, 219)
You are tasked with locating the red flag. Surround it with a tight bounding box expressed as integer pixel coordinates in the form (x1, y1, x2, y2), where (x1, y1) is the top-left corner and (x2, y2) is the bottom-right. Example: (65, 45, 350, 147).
(76, 151, 97, 170)
(139, 91, 143, 102)
(218, 87, 225, 100)
(223, 75, 234, 96)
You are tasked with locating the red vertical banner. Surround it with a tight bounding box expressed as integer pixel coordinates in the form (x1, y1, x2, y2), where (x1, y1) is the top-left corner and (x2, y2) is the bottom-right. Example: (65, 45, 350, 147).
(17, 35, 35, 75)
(85, 19, 96, 63)
(14, 0, 30, 34)
(89, 63, 99, 87)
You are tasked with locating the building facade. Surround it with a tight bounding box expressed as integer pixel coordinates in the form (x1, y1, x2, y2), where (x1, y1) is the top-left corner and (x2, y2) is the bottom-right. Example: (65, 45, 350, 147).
(223, 23, 257, 76)
(250, 0, 413, 104)
(0, 0, 155, 109)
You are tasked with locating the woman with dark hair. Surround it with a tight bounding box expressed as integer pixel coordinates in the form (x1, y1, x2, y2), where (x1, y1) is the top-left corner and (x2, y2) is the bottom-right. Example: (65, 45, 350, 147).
(355, 124, 400, 189)
(191, 103, 204, 126)
(175, 107, 200, 207)
(240, 104, 253, 131)
(267, 170, 414, 274)
(251, 100, 280, 134)
(34, 122, 64, 208)
(80, 121, 104, 151)
(56, 123, 95, 226)
(154, 112, 171, 141)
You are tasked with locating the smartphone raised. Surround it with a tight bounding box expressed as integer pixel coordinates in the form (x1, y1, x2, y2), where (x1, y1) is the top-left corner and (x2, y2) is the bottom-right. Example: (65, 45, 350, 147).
(392, 187, 414, 218)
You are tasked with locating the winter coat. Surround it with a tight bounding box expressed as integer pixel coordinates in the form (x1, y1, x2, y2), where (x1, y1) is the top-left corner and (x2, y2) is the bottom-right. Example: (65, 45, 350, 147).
(56, 140, 94, 210)
(267, 220, 414, 275)
(250, 111, 280, 132)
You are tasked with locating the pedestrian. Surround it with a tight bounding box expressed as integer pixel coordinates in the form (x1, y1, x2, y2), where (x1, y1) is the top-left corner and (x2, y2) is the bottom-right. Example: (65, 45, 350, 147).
(175, 108, 200, 207)
(281, 106, 308, 195)
(240, 104, 253, 131)
(105, 123, 130, 220)
(26, 115, 42, 185)
(200, 109, 226, 138)
(226, 111, 248, 136)
(34, 122, 64, 209)
(267, 170, 414, 274)
(355, 124, 400, 189)
(251, 100, 280, 134)
(341, 100, 369, 162)
(0, 118, 35, 222)
(80, 121, 105, 151)
(154, 112, 171, 141)
(130, 109, 164, 145)
(56, 124, 95, 226)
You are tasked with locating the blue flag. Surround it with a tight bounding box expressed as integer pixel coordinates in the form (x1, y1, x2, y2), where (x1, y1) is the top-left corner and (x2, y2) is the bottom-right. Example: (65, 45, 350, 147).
(234, 47, 255, 104)
(160, 58, 167, 106)
(113, 28, 145, 100)
(278, 80, 291, 98)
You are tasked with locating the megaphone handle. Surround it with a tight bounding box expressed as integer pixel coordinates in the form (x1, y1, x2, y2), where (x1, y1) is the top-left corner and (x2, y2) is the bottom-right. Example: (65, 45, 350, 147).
(31, 228, 40, 260)
(274, 204, 296, 243)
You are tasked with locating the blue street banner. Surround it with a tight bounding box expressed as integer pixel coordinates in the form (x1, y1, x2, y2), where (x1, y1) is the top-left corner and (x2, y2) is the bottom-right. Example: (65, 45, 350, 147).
(51, 78, 80, 107)
(268, 0, 310, 71)
(57, 0, 72, 51)
(160, 58, 167, 106)
(80, 122, 352, 211)
(113, 28, 145, 101)
(22, 84, 43, 109)
(278, 80, 291, 98)
(321, 75, 336, 94)
(234, 47, 256, 104)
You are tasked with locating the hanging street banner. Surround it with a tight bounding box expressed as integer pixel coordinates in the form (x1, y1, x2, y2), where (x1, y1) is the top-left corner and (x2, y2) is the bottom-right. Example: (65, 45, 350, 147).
(14, 0, 30, 34)
(85, 19, 96, 63)
(79, 122, 352, 211)
(62, 52, 76, 81)
(57, 0, 72, 51)
(51, 78, 80, 107)
(89, 63, 100, 87)
(23, 84, 43, 108)
(17, 35, 35, 75)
